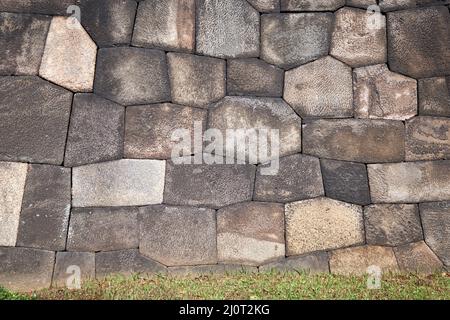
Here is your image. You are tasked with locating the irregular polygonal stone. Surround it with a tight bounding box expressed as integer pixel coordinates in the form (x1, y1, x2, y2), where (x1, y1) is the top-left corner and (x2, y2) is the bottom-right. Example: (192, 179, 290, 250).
(379, 0, 415, 11)
(284, 56, 353, 118)
(418, 77, 450, 117)
(217, 202, 285, 265)
(387, 7, 450, 78)
(285, 197, 364, 256)
(0, 76, 72, 164)
(169, 264, 258, 276)
(416, 0, 450, 6)
(72, 159, 165, 207)
(139, 205, 217, 266)
(94, 47, 170, 105)
(254, 154, 324, 203)
(0, 0, 77, 14)
(167, 53, 225, 108)
(394, 241, 444, 273)
(353, 64, 417, 120)
(53, 252, 95, 287)
(261, 13, 333, 69)
(247, 0, 280, 12)
(196, 0, 259, 58)
(259, 252, 330, 273)
(346, 0, 376, 8)
(303, 119, 405, 163)
(368, 161, 450, 203)
(64, 94, 124, 167)
(281, 0, 345, 11)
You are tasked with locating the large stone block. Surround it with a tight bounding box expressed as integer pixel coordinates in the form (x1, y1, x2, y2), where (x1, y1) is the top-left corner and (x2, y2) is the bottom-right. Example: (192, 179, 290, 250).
(259, 252, 330, 273)
(418, 77, 450, 117)
(0, 0, 77, 14)
(281, 0, 345, 11)
(379, 0, 415, 11)
(53, 252, 95, 287)
(247, 0, 280, 12)
(346, 0, 376, 8)
(394, 241, 444, 273)
(168, 264, 257, 276)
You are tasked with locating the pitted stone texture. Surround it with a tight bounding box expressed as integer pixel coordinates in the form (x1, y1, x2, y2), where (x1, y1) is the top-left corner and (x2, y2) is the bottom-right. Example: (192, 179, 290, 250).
(394, 241, 444, 273)
(53, 252, 95, 287)
(39, 17, 96, 92)
(281, 0, 345, 11)
(16, 165, 71, 251)
(133, 0, 194, 52)
(320, 159, 370, 205)
(196, 0, 259, 58)
(364, 204, 423, 246)
(217, 202, 285, 265)
(285, 197, 364, 256)
(0, 247, 54, 291)
(387, 7, 450, 78)
(72, 159, 165, 207)
(353, 64, 417, 121)
(303, 119, 405, 163)
(0, 13, 50, 75)
(227, 59, 284, 97)
(368, 161, 450, 203)
(346, 0, 376, 8)
(139, 205, 217, 266)
(67, 207, 139, 252)
(259, 252, 330, 273)
(168, 53, 225, 108)
(0, 0, 78, 14)
(261, 13, 333, 69)
(0, 76, 72, 164)
(94, 47, 170, 105)
(418, 77, 450, 117)
(254, 154, 324, 203)
(64, 94, 125, 167)
(169, 264, 258, 276)
(284, 56, 353, 118)
(125, 104, 207, 159)
(379, 0, 415, 11)
(247, 0, 280, 12)
(406, 117, 450, 161)
(0, 162, 27, 247)
(420, 201, 450, 266)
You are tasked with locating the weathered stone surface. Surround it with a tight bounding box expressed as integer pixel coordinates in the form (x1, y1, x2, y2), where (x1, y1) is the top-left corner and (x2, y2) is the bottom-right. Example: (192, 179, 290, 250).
(261, 13, 333, 69)
(368, 161, 450, 203)
(16, 165, 71, 251)
(259, 252, 330, 273)
(0, 162, 28, 247)
(227, 59, 284, 97)
(39, 16, 97, 92)
(0, 13, 50, 75)
(418, 77, 450, 117)
(320, 159, 370, 205)
(133, 0, 194, 52)
(406, 117, 450, 161)
(379, 0, 415, 11)
(72, 159, 165, 207)
(303, 119, 405, 163)
(285, 197, 364, 256)
(167, 53, 225, 108)
(284, 56, 353, 118)
(217, 202, 285, 265)
(169, 264, 258, 276)
(64, 94, 125, 167)
(196, 0, 259, 58)
(364, 204, 423, 246)
(346, 0, 376, 8)
(281, 0, 345, 11)
(354, 64, 417, 120)
(139, 205, 217, 266)
(67, 207, 139, 252)
(387, 7, 450, 78)
(0, 76, 72, 164)
(420, 201, 449, 266)
(53, 252, 95, 287)
(0, 0, 77, 14)
(394, 241, 444, 273)
(254, 154, 324, 203)
(0, 247, 54, 291)
(94, 47, 170, 105)
(247, 0, 280, 12)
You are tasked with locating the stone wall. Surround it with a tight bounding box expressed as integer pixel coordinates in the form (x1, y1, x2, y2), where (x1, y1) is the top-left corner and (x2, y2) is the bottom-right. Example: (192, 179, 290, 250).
(0, 0, 449, 291)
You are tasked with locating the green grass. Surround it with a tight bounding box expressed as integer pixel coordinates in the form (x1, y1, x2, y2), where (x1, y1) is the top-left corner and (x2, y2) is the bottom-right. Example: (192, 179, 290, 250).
(1, 272, 449, 300)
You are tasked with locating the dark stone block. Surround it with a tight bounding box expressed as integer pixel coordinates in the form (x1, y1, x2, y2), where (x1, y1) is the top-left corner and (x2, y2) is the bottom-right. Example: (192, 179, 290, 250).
(53, 252, 95, 287)
(259, 252, 330, 273)
(418, 77, 450, 117)
(0, 0, 78, 15)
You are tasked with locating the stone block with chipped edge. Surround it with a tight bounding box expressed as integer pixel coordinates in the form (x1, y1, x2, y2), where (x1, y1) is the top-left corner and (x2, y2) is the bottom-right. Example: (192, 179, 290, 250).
(394, 241, 444, 274)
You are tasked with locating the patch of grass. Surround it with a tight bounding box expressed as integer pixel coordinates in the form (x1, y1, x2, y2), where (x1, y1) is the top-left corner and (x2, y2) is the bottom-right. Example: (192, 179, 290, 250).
(0, 286, 32, 300)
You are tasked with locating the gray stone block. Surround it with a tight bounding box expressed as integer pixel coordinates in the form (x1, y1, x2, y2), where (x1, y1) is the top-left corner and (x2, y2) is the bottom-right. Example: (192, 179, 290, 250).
(394, 241, 444, 274)
(168, 264, 258, 276)
(0, 0, 77, 14)
(247, 0, 280, 12)
(418, 77, 450, 117)
(53, 252, 95, 288)
(259, 252, 330, 273)
(281, 0, 345, 11)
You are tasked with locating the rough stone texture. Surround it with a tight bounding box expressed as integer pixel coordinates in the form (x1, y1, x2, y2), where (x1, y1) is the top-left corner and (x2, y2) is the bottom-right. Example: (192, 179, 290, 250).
(281, 0, 345, 10)
(368, 161, 450, 203)
(284, 56, 353, 118)
(259, 252, 330, 273)
(0, 162, 28, 247)
(353, 64, 417, 121)
(64, 94, 125, 167)
(394, 241, 444, 273)
(196, 0, 260, 58)
(364, 204, 423, 246)
(67, 207, 139, 252)
(16, 165, 71, 251)
(303, 119, 405, 163)
(261, 13, 333, 69)
(39, 16, 97, 92)
(169, 264, 258, 276)
(217, 202, 285, 265)
(387, 7, 450, 78)
(379, 0, 415, 11)
(247, 0, 280, 12)
(320, 159, 371, 205)
(133, 0, 194, 52)
(285, 197, 364, 256)
(72, 159, 165, 207)
(167, 53, 225, 108)
(405, 116, 450, 161)
(94, 47, 170, 105)
(227, 59, 284, 97)
(346, 0, 376, 8)
(418, 77, 450, 117)
(0, 0, 78, 15)
(0, 76, 72, 165)
(254, 154, 324, 203)
(139, 205, 217, 266)
(53, 252, 95, 287)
